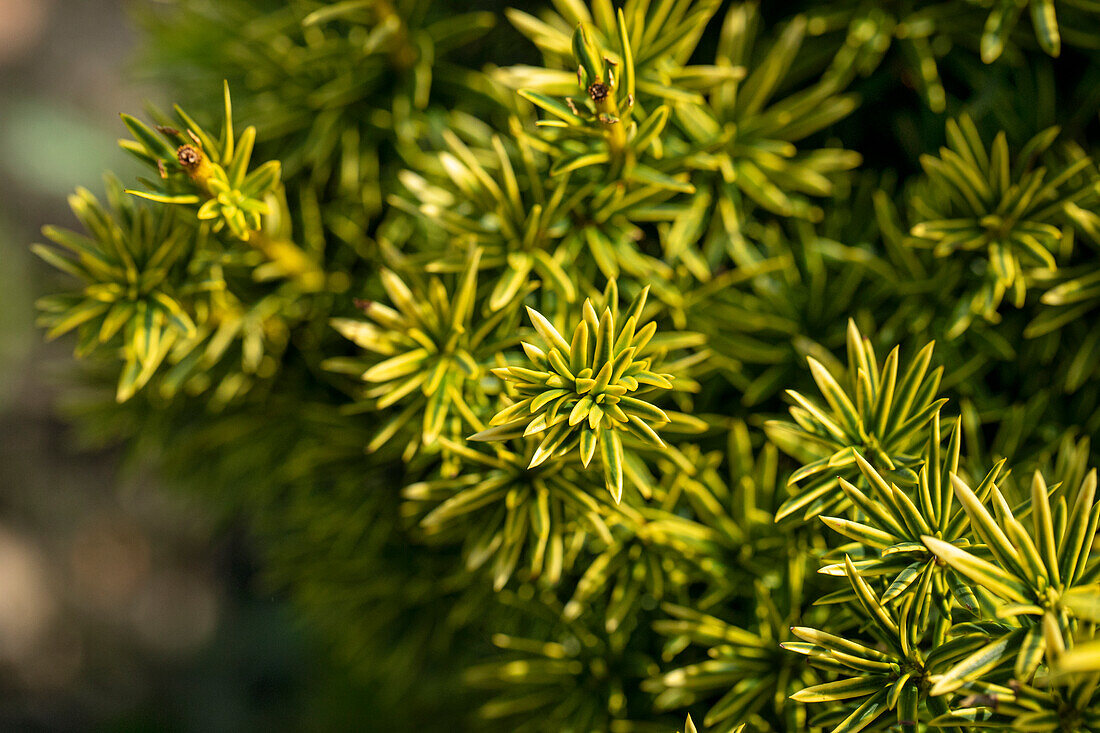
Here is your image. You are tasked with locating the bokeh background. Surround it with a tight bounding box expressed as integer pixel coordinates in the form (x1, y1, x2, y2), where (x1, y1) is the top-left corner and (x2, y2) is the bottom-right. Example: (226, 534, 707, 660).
(0, 1, 364, 729)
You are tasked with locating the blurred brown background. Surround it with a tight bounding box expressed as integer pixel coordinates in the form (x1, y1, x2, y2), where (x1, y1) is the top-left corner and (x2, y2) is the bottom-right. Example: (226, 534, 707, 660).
(0, 2, 336, 730)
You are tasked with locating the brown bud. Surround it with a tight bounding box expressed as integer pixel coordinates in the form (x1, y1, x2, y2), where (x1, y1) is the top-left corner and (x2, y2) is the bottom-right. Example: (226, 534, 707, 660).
(177, 144, 203, 169)
(587, 82, 610, 102)
(175, 144, 216, 193)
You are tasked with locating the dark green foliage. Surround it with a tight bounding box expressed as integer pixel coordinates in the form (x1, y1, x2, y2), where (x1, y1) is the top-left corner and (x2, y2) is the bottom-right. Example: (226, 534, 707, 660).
(30, 0, 1100, 730)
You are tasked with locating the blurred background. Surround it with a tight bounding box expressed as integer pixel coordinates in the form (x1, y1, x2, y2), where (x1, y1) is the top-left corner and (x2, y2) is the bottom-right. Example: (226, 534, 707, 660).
(0, 2, 353, 729)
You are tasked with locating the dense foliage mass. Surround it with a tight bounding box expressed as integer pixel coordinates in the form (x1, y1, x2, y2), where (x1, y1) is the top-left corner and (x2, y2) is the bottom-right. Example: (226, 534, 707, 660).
(32, 0, 1100, 730)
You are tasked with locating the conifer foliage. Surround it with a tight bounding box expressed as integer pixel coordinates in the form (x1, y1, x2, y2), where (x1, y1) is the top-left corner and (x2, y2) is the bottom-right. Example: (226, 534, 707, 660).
(32, 0, 1100, 730)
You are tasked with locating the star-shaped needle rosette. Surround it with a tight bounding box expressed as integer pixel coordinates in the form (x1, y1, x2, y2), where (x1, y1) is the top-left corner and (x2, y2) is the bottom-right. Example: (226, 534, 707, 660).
(470, 285, 676, 503)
